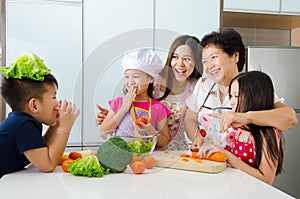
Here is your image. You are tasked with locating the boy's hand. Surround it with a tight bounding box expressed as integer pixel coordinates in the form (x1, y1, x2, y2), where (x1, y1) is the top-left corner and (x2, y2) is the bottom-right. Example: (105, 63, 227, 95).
(57, 100, 80, 133)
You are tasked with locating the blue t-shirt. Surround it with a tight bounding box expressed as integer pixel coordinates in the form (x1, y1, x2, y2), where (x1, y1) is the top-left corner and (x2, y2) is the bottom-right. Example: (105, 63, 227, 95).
(0, 112, 47, 178)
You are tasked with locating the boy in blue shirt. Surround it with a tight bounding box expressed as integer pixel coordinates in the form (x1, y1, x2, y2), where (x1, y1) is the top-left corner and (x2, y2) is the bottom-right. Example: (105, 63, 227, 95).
(0, 53, 80, 178)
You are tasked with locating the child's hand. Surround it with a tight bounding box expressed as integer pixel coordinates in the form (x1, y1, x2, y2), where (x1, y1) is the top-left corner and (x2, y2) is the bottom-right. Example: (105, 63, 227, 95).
(134, 122, 158, 135)
(198, 143, 222, 158)
(122, 87, 136, 111)
(56, 100, 80, 133)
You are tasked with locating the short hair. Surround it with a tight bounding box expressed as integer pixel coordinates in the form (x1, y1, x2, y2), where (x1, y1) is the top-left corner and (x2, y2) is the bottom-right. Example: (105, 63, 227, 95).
(200, 28, 245, 72)
(1, 74, 58, 111)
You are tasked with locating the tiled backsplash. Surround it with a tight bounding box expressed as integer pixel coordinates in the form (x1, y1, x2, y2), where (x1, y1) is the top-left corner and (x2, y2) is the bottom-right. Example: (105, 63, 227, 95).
(227, 27, 291, 47)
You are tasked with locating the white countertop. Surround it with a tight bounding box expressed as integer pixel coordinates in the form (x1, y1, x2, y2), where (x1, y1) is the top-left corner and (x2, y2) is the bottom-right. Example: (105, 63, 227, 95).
(0, 165, 294, 199)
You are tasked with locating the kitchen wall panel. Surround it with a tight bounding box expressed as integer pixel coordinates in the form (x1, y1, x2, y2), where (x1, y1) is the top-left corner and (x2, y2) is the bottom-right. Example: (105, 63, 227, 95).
(82, 0, 154, 146)
(6, 0, 83, 145)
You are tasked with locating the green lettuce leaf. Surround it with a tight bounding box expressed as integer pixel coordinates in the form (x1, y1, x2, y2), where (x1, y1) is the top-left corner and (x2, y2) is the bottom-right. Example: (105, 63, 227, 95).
(1, 53, 51, 81)
(67, 155, 110, 178)
(127, 140, 153, 154)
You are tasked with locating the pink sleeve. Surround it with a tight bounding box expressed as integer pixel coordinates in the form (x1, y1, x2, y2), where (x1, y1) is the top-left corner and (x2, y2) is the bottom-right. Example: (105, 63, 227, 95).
(150, 99, 171, 126)
(108, 97, 123, 113)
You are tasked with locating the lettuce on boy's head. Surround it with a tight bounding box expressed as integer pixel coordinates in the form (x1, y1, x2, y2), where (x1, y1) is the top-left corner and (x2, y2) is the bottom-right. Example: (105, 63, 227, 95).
(1, 53, 51, 81)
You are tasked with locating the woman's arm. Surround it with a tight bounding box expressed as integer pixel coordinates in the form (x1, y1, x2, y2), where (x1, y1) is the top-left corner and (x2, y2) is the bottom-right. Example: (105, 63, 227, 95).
(245, 102, 297, 131)
(184, 108, 203, 141)
(213, 102, 297, 132)
(156, 117, 171, 148)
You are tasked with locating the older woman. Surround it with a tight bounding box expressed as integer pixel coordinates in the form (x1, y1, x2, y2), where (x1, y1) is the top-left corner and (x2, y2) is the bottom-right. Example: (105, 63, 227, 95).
(184, 28, 297, 150)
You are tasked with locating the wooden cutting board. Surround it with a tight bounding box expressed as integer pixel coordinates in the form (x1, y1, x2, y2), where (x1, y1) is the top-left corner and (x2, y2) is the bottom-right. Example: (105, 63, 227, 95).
(152, 151, 226, 173)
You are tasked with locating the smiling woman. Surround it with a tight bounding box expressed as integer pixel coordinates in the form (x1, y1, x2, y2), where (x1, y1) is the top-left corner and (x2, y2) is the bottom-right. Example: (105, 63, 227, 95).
(184, 27, 297, 152)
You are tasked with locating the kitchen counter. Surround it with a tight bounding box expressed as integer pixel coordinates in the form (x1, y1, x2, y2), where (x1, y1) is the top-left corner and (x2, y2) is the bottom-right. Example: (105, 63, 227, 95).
(0, 165, 294, 199)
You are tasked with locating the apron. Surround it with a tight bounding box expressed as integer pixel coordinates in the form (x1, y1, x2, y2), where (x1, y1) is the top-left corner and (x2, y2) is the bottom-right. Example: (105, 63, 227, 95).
(115, 99, 152, 142)
(197, 82, 234, 149)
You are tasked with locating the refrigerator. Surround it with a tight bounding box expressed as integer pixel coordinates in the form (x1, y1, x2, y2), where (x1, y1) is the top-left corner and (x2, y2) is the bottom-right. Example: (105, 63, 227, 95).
(246, 46, 300, 198)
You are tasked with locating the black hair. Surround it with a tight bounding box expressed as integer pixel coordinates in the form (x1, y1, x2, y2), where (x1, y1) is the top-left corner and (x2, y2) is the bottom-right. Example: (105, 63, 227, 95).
(229, 71, 283, 175)
(158, 35, 202, 100)
(200, 27, 245, 72)
(1, 74, 58, 111)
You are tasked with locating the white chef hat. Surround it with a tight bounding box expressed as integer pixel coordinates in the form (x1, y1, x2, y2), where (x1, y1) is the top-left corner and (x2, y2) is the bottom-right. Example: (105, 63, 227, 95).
(122, 49, 163, 78)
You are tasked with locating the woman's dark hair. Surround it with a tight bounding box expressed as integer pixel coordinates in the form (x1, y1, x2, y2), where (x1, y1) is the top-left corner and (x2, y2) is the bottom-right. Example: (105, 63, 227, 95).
(229, 71, 283, 175)
(1, 74, 58, 111)
(200, 27, 245, 72)
(158, 35, 203, 100)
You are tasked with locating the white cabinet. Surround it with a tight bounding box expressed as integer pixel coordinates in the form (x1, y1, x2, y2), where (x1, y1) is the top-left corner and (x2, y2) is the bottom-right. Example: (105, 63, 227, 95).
(224, 0, 281, 14)
(154, 0, 220, 60)
(281, 0, 300, 15)
(224, 0, 300, 15)
(6, 0, 83, 146)
(82, 0, 154, 146)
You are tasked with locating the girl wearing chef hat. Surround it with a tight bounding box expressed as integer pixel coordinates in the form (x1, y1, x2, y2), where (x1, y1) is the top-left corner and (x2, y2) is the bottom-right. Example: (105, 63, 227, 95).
(100, 49, 171, 149)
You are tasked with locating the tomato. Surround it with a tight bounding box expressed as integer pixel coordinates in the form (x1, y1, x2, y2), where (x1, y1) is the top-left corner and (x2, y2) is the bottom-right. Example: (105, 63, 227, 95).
(58, 154, 69, 165)
(130, 161, 146, 174)
(132, 155, 143, 162)
(61, 159, 74, 172)
(135, 117, 148, 128)
(68, 152, 82, 160)
(142, 156, 155, 169)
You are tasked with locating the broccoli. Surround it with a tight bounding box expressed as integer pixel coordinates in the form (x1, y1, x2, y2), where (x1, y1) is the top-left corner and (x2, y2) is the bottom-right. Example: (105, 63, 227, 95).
(97, 137, 133, 173)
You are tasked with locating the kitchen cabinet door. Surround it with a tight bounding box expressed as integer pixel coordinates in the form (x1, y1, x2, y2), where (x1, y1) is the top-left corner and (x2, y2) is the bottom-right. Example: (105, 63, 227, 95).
(6, 0, 82, 146)
(223, 0, 280, 14)
(82, 0, 153, 146)
(154, 0, 220, 71)
(280, 0, 300, 15)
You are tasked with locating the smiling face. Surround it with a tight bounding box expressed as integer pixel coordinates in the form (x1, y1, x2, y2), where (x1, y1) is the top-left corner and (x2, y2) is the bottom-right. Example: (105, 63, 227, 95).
(124, 69, 153, 96)
(229, 80, 239, 112)
(170, 44, 195, 82)
(202, 44, 239, 87)
(34, 83, 60, 126)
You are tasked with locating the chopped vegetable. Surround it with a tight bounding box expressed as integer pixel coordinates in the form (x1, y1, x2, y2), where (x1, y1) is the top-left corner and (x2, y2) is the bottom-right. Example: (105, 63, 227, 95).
(1, 53, 51, 81)
(127, 140, 153, 154)
(97, 137, 133, 173)
(67, 156, 109, 177)
(206, 152, 227, 162)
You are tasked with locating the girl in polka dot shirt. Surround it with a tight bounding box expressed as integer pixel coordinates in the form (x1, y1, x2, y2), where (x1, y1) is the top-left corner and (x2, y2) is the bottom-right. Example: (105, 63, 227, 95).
(199, 71, 283, 185)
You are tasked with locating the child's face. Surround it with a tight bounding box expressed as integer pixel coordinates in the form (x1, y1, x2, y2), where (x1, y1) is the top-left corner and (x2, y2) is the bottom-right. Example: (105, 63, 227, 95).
(124, 69, 153, 96)
(229, 80, 239, 112)
(35, 83, 60, 126)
